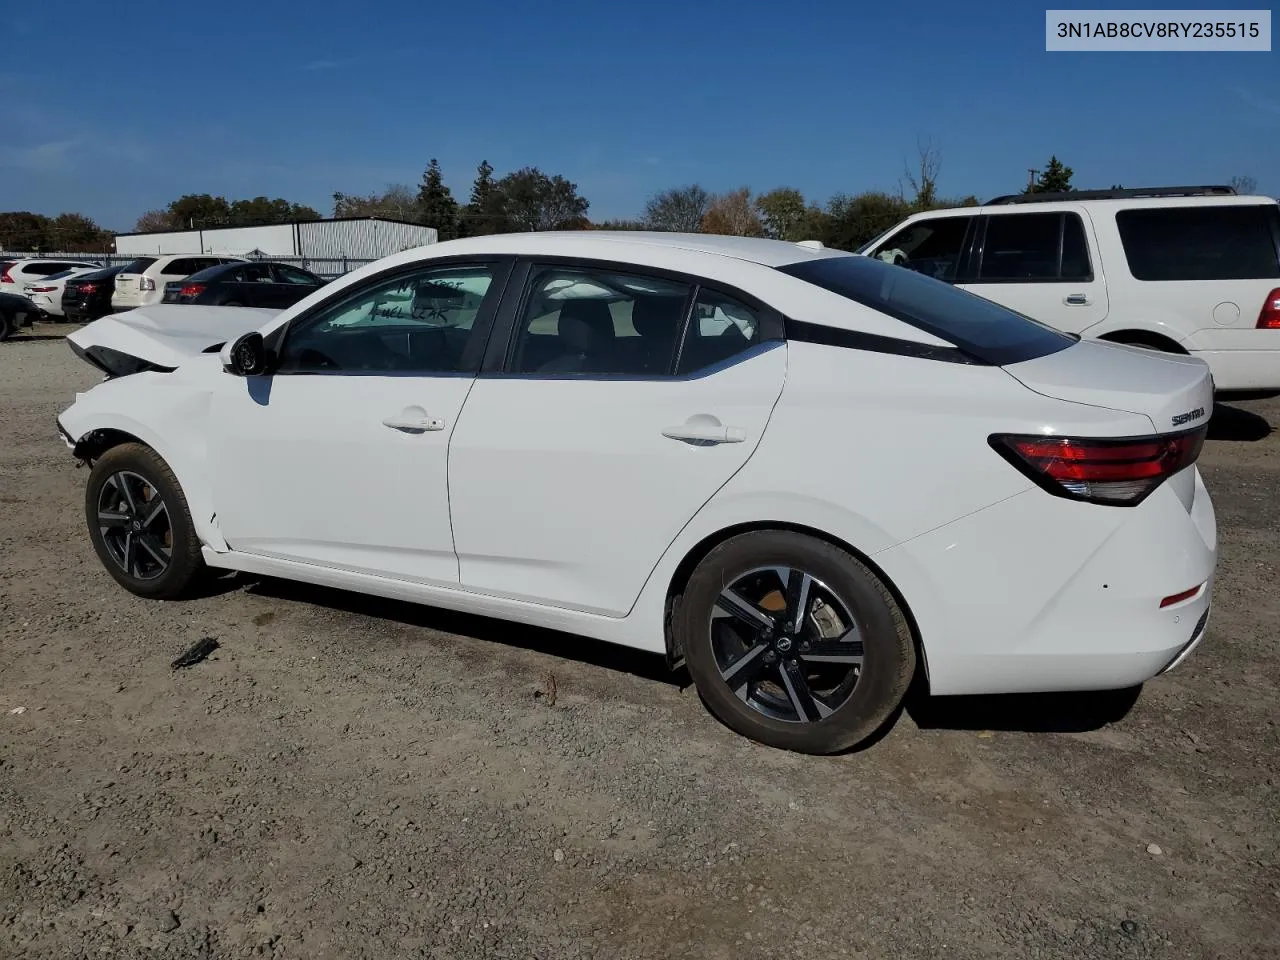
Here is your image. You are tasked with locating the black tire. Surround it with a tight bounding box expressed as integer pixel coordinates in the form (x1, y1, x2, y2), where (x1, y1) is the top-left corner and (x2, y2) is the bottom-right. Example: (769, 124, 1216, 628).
(679, 531, 915, 754)
(84, 443, 205, 599)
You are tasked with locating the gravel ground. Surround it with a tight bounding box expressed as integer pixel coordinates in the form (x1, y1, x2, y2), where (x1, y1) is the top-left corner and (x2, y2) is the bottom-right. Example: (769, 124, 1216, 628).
(2, 324, 1278, 960)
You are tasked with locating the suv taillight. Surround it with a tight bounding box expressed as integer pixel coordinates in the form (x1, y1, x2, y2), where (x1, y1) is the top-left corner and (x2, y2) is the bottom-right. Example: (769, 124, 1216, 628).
(139, 276, 155, 291)
(0, 265, 12, 284)
(989, 428, 1207, 506)
(1257, 288, 1280, 329)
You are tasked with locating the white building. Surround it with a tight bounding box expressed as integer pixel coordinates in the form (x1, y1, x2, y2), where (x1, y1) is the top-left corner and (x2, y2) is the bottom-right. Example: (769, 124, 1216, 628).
(113, 217, 438, 259)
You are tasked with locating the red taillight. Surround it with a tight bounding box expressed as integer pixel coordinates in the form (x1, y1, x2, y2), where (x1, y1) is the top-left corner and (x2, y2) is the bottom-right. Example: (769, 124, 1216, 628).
(1257, 288, 1280, 329)
(79, 283, 98, 293)
(989, 427, 1207, 506)
(179, 283, 205, 299)
(0, 266, 12, 284)
(30, 285, 57, 293)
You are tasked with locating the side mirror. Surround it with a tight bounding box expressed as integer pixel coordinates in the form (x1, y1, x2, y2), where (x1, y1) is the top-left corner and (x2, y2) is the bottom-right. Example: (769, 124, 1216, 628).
(222, 331, 268, 376)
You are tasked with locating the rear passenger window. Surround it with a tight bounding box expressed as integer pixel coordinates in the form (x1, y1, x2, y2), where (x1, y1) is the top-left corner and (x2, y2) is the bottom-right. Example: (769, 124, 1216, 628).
(510, 267, 691, 375)
(978, 213, 1093, 282)
(676, 291, 762, 374)
(1116, 205, 1280, 281)
(163, 259, 195, 276)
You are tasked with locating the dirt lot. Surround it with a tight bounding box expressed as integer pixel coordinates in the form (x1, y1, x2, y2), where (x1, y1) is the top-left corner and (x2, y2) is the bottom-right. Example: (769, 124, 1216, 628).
(2, 323, 1278, 960)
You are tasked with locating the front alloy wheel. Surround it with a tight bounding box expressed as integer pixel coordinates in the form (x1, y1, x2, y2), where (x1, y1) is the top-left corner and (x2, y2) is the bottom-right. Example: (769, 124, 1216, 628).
(96, 470, 173, 580)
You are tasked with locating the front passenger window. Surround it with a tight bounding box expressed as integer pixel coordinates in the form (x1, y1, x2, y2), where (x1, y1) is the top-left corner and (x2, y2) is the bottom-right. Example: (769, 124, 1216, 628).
(871, 216, 972, 282)
(275, 264, 496, 374)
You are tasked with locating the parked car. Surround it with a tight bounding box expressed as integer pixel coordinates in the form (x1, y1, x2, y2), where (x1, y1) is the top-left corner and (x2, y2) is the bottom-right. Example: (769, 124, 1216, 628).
(0, 291, 36, 341)
(59, 233, 1216, 754)
(859, 185, 1280, 399)
(23, 266, 102, 320)
(62, 266, 125, 324)
(162, 260, 325, 309)
(111, 254, 246, 312)
(1, 258, 100, 298)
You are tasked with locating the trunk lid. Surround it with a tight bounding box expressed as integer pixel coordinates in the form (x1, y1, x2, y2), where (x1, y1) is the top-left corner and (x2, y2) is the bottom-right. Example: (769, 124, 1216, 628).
(1002, 338, 1213, 435)
(66, 305, 280, 370)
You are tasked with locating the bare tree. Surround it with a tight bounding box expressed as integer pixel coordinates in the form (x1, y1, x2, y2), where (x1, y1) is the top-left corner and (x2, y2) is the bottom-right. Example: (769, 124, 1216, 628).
(902, 139, 942, 210)
(1229, 174, 1258, 195)
(133, 209, 171, 232)
(642, 185, 711, 232)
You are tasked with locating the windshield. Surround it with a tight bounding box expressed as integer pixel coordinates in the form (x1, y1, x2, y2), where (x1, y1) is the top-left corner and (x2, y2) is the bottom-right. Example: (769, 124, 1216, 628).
(778, 255, 1075, 365)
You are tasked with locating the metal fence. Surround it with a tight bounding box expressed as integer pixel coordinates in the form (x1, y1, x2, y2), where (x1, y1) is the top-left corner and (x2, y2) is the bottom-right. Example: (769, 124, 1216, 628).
(0, 252, 378, 280)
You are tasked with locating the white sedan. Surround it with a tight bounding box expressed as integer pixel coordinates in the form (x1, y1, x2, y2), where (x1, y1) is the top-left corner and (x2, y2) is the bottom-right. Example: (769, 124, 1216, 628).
(57, 232, 1217, 754)
(24, 266, 100, 318)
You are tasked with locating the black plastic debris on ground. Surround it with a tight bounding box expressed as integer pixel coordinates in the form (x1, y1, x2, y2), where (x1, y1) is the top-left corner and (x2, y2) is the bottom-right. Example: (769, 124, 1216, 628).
(171, 637, 219, 670)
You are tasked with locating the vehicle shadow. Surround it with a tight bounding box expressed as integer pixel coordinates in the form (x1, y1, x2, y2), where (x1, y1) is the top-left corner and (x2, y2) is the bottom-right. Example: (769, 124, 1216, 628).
(1208, 402, 1272, 442)
(905, 684, 1142, 734)
(242, 576, 685, 688)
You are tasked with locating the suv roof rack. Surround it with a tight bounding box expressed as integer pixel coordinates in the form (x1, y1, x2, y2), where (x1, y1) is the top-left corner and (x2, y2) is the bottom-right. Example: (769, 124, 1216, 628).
(984, 185, 1238, 205)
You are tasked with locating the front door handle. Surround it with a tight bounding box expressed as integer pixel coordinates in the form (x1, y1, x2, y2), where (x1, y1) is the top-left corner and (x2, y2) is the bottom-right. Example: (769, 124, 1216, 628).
(382, 414, 445, 432)
(1064, 293, 1090, 305)
(662, 423, 746, 444)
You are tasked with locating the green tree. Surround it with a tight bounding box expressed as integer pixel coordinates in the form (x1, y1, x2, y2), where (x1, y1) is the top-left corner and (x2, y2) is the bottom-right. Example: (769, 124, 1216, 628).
(1028, 156, 1074, 194)
(228, 196, 321, 225)
(50, 213, 112, 252)
(416, 159, 459, 239)
(642, 185, 710, 232)
(332, 184, 416, 220)
(817, 192, 911, 251)
(0, 211, 53, 250)
(495, 167, 589, 232)
(755, 187, 807, 240)
(593, 218, 648, 230)
(460, 160, 508, 236)
(167, 194, 232, 229)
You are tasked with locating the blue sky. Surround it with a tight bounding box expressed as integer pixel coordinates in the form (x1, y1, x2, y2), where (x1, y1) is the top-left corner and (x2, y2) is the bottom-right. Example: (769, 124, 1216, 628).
(1, 0, 1276, 229)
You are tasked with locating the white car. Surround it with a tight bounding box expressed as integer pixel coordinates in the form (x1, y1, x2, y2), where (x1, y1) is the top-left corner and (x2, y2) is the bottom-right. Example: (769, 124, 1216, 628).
(111, 254, 245, 312)
(23, 266, 100, 318)
(859, 185, 1280, 398)
(1, 258, 100, 299)
(58, 232, 1217, 754)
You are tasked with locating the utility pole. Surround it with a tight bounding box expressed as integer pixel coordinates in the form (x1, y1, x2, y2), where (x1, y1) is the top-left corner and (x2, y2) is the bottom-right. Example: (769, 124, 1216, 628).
(1027, 168, 1039, 192)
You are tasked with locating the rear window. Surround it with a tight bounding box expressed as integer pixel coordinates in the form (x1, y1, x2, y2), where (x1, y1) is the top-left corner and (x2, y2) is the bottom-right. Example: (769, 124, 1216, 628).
(121, 257, 158, 275)
(1116, 204, 1280, 281)
(778, 255, 1075, 365)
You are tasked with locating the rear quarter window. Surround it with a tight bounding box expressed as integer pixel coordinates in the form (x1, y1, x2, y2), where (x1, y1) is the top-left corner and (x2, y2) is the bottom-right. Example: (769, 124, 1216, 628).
(1116, 204, 1280, 281)
(121, 257, 158, 275)
(778, 255, 1075, 365)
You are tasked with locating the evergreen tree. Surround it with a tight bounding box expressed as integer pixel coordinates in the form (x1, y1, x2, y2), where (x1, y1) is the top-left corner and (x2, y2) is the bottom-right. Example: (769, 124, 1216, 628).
(416, 159, 459, 239)
(1029, 156, 1074, 194)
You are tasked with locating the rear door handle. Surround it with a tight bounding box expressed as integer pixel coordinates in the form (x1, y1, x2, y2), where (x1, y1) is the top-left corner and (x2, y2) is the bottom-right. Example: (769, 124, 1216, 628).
(662, 423, 746, 444)
(382, 415, 445, 432)
(1064, 293, 1090, 305)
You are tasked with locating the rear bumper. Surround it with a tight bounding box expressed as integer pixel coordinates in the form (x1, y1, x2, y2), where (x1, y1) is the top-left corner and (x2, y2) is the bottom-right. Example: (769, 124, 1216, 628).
(875, 467, 1217, 696)
(1181, 327, 1280, 392)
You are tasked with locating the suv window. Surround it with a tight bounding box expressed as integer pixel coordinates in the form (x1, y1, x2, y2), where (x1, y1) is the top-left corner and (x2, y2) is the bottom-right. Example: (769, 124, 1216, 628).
(162, 258, 201, 276)
(978, 212, 1093, 282)
(1116, 204, 1280, 281)
(676, 291, 763, 374)
(779, 255, 1074, 365)
(509, 266, 691, 375)
(276, 264, 496, 374)
(869, 216, 972, 282)
(32, 262, 82, 276)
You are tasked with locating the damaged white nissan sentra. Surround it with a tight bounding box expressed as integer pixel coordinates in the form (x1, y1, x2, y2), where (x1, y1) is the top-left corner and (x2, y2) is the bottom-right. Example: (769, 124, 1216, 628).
(58, 232, 1217, 754)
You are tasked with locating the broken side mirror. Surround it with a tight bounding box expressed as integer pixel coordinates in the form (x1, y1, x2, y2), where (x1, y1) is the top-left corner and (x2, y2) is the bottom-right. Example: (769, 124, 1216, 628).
(223, 331, 268, 376)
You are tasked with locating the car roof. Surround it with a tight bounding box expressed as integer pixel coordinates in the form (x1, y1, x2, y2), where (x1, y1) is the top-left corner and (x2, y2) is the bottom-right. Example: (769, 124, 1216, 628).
(903, 194, 1278, 220)
(375, 231, 850, 269)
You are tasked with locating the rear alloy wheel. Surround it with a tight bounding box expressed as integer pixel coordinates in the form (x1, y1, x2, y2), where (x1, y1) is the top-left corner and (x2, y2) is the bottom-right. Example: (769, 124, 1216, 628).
(680, 531, 915, 754)
(84, 443, 204, 599)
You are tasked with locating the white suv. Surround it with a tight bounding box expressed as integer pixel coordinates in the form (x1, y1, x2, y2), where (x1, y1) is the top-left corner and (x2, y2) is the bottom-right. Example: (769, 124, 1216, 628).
(1, 258, 101, 298)
(111, 254, 246, 312)
(860, 186, 1280, 397)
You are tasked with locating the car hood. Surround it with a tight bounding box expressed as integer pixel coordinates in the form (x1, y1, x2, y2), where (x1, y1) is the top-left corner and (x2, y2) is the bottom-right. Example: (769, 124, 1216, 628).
(1003, 339, 1213, 434)
(66, 304, 280, 370)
